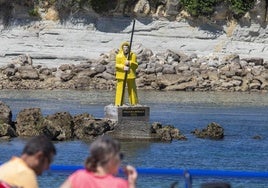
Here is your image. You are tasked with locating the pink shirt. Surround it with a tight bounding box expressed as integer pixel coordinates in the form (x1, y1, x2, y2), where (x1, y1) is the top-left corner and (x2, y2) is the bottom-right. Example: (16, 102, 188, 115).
(69, 169, 129, 188)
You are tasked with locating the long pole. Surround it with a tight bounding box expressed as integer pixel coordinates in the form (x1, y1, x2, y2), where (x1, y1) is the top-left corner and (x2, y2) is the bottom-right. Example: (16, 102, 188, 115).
(120, 19, 136, 106)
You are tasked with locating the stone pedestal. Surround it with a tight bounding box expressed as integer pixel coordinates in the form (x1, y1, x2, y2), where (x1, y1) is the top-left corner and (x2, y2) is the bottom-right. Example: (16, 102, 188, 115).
(104, 104, 154, 140)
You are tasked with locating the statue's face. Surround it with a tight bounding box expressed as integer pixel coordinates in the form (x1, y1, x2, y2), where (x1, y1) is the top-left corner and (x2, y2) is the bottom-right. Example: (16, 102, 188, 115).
(123, 45, 129, 55)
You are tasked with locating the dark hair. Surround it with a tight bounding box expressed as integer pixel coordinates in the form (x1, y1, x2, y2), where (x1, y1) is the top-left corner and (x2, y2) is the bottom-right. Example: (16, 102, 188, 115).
(85, 135, 121, 172)
(22, 135, 56, 158)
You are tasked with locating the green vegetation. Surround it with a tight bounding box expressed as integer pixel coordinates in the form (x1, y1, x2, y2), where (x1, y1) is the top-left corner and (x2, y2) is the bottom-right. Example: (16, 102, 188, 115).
(54, 0, 90, 11)
(90, 0, 117, 14)
(180, 0, 256, 19)
(0, 0, 258, 20)
(226, 0, 255, 18)
(180, 0, 221, 17)
(28, 7, 39, 17)
(90, 0, 109, 14)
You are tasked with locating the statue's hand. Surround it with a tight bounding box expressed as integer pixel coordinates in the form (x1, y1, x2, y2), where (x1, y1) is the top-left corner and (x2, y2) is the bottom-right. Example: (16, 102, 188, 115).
(124, 66, 130, 71)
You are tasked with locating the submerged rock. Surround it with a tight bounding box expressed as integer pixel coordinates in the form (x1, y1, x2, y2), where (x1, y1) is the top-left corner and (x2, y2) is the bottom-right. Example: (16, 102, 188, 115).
(252, 135, 262, 139)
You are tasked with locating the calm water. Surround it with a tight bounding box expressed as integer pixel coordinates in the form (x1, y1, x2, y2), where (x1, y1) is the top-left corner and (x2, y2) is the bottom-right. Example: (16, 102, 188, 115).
(0, 90, 268, 188)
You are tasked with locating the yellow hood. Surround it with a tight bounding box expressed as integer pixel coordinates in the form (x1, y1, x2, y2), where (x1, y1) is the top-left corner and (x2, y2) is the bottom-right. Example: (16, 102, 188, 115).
(120, 42, 130, 51)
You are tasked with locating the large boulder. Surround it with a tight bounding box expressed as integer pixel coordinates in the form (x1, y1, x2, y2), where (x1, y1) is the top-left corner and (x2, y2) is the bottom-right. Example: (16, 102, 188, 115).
(58, 64, 75, 82)
(165, 0, 180, 17)
(155, 74, 192, 90)
(17, 66, 39, 80)
(42, 112, 74, 141)
(0, 123, 17, 139)
(16, 108, 44, 136)
(0, 101, 12, 125)
(248, 0, 267, 24)
(10, 54, 33, 67)
(73, 113, 112, 140)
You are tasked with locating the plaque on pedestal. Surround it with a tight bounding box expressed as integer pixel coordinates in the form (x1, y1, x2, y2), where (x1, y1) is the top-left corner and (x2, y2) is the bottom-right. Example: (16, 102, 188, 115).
(104, 104, 150, 122)
(104, 104, 153, 139)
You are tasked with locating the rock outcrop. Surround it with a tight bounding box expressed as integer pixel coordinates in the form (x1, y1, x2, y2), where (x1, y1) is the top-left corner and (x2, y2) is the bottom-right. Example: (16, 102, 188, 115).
(191, 122, 224, 140)
(16, 108, 44, 136)
(0, 102, 16, 139)
(0, 101, 186, 141)
(0, 101, 12, 125)
(151, 122, 187, 141)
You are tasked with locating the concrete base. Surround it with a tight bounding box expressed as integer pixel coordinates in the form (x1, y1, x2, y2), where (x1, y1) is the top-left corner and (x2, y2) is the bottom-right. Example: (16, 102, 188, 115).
(104, 104, 155, 140)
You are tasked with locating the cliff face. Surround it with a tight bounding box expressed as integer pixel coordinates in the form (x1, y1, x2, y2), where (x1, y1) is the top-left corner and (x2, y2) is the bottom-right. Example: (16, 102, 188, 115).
(0, 0, 268, 65)
(1, 0, 268, 24)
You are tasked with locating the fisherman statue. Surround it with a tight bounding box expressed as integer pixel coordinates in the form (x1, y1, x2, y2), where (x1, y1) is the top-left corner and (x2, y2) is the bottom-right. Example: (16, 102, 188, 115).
(115, 41, 138, 106)
(104, 20, 151, 139)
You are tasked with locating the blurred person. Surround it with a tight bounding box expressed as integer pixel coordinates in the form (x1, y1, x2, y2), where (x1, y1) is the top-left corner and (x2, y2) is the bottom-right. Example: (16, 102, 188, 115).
(0, 135, 56, 188)
(60, 135, 138, 188)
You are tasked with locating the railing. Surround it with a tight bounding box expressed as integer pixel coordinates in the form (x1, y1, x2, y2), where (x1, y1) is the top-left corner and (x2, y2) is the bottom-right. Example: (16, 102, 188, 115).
(50, 165, 268, 188)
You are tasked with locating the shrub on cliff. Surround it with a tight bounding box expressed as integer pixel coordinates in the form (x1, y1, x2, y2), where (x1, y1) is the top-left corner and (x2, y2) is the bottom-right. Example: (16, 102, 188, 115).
(180, 0, 221, 17)
(0, 0, 259, 22)
(180, 0, 256, 19)
(90, 0, 117, 14)
(226, 0, 255, 19)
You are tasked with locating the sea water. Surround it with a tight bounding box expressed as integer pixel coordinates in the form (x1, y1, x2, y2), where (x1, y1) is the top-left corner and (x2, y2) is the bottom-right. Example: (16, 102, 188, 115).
(0, 90, 267, 188)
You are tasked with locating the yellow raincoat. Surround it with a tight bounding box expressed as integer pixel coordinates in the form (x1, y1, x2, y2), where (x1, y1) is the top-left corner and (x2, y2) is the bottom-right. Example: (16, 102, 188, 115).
(115, 42, 139, 106)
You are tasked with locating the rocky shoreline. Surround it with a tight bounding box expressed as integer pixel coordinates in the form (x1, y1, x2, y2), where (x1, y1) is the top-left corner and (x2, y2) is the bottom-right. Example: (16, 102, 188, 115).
(0, 48, 267, 92)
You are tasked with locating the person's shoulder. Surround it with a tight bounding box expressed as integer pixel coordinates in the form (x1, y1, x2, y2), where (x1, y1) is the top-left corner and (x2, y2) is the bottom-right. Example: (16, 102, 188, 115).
(107, 175, 128, 185)
(72, 169, 88, 175)
(70, 169, 92, 179)
(0, 157, 30, 173)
